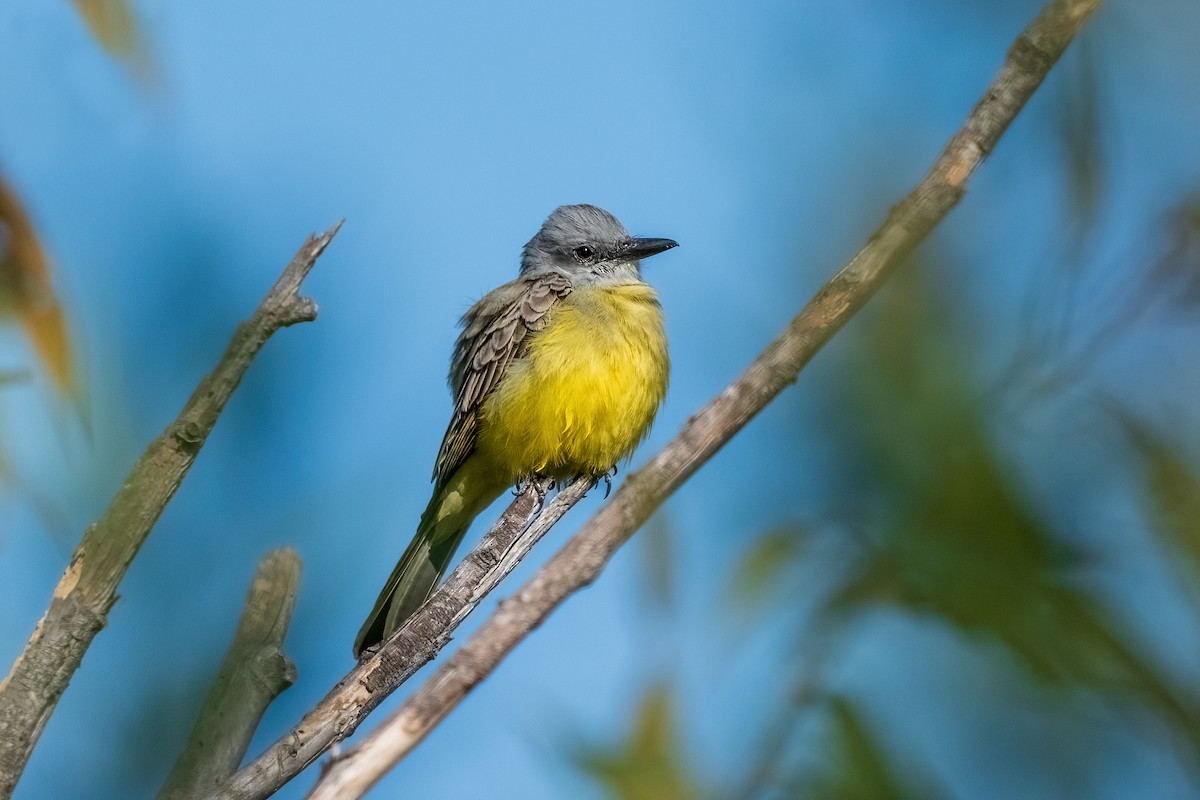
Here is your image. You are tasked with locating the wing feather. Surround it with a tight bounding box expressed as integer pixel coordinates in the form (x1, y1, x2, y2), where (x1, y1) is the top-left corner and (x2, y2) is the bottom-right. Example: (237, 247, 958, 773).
(434, 273, 572, 483)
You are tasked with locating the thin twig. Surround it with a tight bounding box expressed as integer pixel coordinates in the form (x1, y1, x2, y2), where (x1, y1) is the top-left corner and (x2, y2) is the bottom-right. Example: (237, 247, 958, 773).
(0, 223, 341, 800)
(301, 1, 1103, 797)
(206, 476, 593, 800)
(158, 548, 303, 800)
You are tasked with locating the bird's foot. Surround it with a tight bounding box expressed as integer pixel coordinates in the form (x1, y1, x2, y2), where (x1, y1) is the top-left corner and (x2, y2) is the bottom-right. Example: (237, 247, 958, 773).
(514, 476, 554, 502)
(601, 465, 618, 499)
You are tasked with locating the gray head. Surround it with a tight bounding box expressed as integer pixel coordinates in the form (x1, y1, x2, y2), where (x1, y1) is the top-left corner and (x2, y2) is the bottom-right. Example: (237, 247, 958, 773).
(520, 204, 677, 285)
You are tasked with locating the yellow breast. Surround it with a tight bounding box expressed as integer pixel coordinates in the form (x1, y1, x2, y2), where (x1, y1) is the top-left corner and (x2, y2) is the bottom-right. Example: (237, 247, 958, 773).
(476, 283, 669, 479)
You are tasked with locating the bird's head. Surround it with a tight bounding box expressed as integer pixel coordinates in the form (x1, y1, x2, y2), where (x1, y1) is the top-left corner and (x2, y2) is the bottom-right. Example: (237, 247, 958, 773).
(520, 204, 677, 285)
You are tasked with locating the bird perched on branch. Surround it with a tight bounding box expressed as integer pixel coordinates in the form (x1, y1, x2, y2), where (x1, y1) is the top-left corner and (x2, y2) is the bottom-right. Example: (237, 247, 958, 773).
(354, 205, 677, 658)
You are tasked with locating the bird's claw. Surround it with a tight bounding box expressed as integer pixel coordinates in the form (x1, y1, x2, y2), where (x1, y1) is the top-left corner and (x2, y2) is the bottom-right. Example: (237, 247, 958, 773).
(601, 465, 618, 499)
(514, 476, 554, 502)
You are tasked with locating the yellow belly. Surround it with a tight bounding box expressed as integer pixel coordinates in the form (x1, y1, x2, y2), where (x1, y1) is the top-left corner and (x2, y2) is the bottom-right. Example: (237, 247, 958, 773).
(475, 283, 669, 479)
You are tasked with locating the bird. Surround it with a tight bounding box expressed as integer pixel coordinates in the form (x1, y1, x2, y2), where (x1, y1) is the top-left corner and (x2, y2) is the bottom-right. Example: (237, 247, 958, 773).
(353, 204, 677, 659)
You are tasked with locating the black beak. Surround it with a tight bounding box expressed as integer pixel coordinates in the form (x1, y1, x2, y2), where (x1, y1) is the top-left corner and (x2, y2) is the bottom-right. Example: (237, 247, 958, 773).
(625, 237, 679, 261)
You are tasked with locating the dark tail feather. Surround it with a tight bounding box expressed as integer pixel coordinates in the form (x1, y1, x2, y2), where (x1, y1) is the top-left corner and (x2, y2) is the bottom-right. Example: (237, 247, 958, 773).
(353, 497, 471, 659)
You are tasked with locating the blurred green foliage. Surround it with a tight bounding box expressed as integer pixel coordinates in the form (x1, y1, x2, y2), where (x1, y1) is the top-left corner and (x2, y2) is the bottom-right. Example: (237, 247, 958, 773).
(800, 698, 946, 800)
(832, 269, 1191, 716)
(569, 16, 1200, 797)
(1128, 416, 1200, 587)
(580, 250, 1200, 797)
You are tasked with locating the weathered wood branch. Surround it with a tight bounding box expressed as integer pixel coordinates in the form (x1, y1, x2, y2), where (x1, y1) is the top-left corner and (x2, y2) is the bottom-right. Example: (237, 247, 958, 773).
(158, 548, 303, 800)
(206, 476, 594, 800)
(301, 1, 1104, 797)
(0, 223, 341, 800)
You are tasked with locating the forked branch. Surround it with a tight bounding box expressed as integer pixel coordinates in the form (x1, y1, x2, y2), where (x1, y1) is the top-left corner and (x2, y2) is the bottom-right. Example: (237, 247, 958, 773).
(158, 548, 303, 800)
(0, 223, 341, 800)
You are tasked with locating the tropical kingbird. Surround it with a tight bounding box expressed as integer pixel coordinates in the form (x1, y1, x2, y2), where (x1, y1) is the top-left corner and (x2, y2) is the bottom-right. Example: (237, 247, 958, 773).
(353, 204, 677, 658)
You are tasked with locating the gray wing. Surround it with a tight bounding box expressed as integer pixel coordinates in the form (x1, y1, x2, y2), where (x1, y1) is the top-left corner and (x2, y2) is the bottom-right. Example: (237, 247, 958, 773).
(433, 272, 573, 483)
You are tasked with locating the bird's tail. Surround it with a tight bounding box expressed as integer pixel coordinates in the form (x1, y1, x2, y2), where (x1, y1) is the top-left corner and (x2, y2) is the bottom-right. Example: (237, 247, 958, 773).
(353, 459, 504, 659)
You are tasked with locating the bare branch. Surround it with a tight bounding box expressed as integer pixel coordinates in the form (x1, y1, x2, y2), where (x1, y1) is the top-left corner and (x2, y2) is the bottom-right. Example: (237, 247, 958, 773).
(302, 1, 1104, 796)
(0, 223, 341, 800)
(206, 476, 593, 800)
(158, 548, 303, 800)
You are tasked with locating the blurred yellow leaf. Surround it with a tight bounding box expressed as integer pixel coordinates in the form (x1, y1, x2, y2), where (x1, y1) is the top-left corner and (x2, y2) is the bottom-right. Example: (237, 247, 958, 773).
(1123, 414, 1200, 576)
(727, 523, 809, 610)
(0, 176, 76, 394)
(69, 0, 140, 57)
(575, 684, 703, 800)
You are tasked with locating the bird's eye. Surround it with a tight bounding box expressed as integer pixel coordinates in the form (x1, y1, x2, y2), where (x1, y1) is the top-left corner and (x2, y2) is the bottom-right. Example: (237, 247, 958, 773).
(572, 245, 594, 261)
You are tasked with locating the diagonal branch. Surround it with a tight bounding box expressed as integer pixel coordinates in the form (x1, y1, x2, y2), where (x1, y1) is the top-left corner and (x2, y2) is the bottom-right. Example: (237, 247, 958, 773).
(158, 548, 303, 800)
(302, 1, 1104, 797)
(0, 223, 341, 800)
(206, 475, 594, 800)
